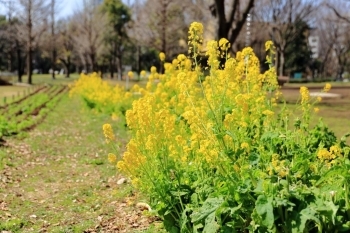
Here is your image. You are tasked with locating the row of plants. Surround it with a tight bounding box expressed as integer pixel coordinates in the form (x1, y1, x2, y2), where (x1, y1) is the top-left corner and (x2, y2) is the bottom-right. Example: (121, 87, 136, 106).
(69, 73, 143, 125)
(0, 85, 47, 108)
(71, 22, 350, 232)
(0, 85, 56, 116)
(0, 85, 68, 141)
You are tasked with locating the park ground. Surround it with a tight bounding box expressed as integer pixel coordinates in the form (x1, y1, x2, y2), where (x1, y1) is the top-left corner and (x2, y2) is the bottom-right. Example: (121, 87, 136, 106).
(0, 75, 349, 232)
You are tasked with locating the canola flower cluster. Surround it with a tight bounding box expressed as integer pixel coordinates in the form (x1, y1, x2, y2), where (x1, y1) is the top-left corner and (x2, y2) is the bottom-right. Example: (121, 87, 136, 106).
(69, 72, 141, 117)
(102, 22, 345, 199)
(97, 22, 350, 231)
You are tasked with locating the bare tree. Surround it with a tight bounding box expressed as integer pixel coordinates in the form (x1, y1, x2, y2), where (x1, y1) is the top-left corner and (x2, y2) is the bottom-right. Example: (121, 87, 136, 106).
(130, 0, 196, 60)
(325, 0, 350, 23)
(17, 0, 48, 84)
(49, 0, 61, 79)
(321, 0, 350, 80)
(209, 0, 255, 50)
(51, 18, 74, 78)
(0, 0, 26, 82)
(70, 1, 105, 73)
(253, 0, 319, 76)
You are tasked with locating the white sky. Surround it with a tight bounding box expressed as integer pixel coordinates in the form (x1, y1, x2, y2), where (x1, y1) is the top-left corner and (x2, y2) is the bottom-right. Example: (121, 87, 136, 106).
(0, 0, 133, 19)
(58, 0, 132, 19)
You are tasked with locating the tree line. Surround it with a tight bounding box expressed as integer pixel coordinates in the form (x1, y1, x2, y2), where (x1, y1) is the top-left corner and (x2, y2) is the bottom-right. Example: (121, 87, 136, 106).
(0, 0, 350, 84)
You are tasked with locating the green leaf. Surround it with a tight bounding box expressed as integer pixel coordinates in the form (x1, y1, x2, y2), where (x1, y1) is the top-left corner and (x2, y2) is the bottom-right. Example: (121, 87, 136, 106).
(248, 153, 260, 166)
(315, 165, 349, 186)
(293, 207, 321, 233)
(203, 212, 220, 233)
(255, 195, 274, 229)
(316, 201, 338, 225)
(191, 193, 199, 206)
(163, 213, 180, 233)
(261, 131, 279, 142)
(180, 207, 190, 232)
(191, 197, 224, 223)
(339, 221, 350, 232)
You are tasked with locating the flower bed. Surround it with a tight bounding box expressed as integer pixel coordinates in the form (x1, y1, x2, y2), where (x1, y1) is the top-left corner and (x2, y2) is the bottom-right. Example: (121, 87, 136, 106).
(102, 23, 350, 232)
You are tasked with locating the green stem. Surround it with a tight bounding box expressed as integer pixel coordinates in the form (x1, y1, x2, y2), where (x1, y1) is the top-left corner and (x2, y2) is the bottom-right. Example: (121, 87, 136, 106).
(345, 182, 350, 219)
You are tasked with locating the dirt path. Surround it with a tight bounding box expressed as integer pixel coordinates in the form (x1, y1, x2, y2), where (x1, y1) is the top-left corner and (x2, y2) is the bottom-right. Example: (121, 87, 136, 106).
(0, 95, 158, 232)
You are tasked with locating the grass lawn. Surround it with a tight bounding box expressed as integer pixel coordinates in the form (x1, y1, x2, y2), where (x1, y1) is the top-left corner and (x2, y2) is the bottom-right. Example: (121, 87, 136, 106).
(21, 73, 81, 85)
(284, 81, 350, 88)
(0, 94, 162, 232)
(0, 86, 32, 100)
(281, 84, 350, 144)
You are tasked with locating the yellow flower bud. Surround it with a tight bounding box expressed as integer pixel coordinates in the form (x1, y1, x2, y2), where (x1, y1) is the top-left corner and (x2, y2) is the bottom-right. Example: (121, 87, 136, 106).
(159, 52, 166, 62)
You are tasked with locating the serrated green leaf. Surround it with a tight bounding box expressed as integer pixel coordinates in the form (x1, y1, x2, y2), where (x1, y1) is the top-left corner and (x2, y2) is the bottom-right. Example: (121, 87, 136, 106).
(255, 195, 274, 229)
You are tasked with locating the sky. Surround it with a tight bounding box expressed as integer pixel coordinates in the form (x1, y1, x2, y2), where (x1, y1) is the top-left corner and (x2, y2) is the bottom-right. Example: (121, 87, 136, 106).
(58, 0, 132, 19)
(0, 0, 133, 19)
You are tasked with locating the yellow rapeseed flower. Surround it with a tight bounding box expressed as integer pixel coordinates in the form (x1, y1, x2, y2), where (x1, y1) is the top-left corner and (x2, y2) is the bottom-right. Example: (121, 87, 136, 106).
(108, 153, 117, 163)
(188, 22, 203, 38)
(240, 142, 250, 151)
(159, 52, 166, 62)
(127, 71, 134, 79)
(330, 145, 341, 156)
(177, 54, 187, 62)
(262, 110, 274, 116)
(140, 70, 146, 78)
(102, 123, 115, 143)
(219, 38, 230, 51)
(300, 86, 309, 104)
(323, 83, 331, 92)
(206, 40, 219, 69)
(317, 148, 335, 160)
(150, 66, 157, 74)
(265, 40, 275, 52)
(188, 22, 204, 53)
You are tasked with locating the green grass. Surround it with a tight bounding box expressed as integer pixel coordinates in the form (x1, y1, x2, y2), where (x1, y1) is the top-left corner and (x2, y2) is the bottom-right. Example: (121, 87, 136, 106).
(284, 81, 350, 88)
(0, 86, 33, 105)
(0, 94, 138, 232)
(1, 73, 80, 85)
(281, 85, 350, 144)
(0, 73, 78, 105)
(22, 73, 80, 85)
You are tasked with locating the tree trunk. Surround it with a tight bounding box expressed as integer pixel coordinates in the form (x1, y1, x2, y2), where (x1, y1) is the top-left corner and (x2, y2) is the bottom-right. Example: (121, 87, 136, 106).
(7, 50, 13, 72)
(66, 56, 71, 78)
(90, 53, 96, 72)
(116, 56, 122, 81)
(27, 0, 33, 85)
(136, 45, 140, 73)
(279, 50, 285, 76)
(51, 49, 56, 79)
(16, 40, 22, 83)
(213, 0, 255, 45)
(214, 0, 229, 39)
(51, 0, 56, 79)
(60, 57, 71, 78)
(27, 47, 33, 84)
(109, 56, 114, 79)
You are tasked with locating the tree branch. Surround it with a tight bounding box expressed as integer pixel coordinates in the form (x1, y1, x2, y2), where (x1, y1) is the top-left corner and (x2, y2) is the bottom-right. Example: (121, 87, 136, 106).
(326, 3, 350, 23)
